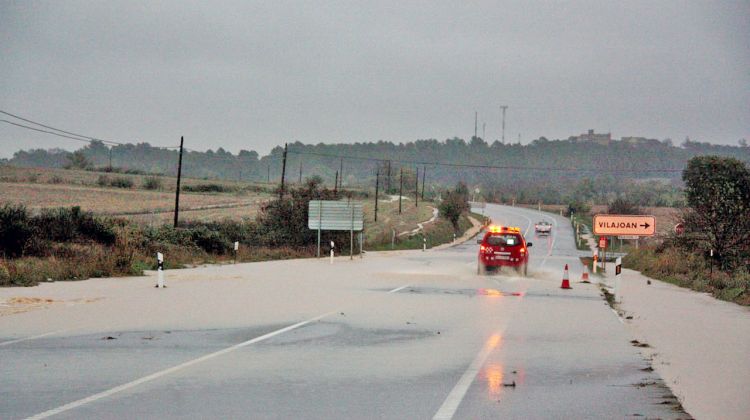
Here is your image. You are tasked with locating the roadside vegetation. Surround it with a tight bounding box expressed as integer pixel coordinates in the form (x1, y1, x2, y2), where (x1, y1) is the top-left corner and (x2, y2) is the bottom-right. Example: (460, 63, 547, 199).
(623, 156, 750, 305)
(0, 178, 473, 286)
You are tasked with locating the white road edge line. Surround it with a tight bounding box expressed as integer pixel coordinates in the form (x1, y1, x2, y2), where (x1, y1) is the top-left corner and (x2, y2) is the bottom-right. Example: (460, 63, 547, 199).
(0, 328, 75, 347)
(387, 284, 410, 294)
(25, 312, 335, 420)
(611, 308, 624, 324)
(432, 333, 501, 420)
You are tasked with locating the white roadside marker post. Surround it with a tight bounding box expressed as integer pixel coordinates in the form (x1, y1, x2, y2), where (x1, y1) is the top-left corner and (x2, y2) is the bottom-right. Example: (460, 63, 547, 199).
(155, 252, 165, 288)
(330, 241, 335, 264)
(233, 241, 239, 264)
(423, 236, 427, 252)
(593, 252, 598, 274)
(615, 256, 622, 303)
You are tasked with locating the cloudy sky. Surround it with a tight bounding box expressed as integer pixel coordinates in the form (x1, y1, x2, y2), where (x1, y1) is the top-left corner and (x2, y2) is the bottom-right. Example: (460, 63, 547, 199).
(1, 1, 748, 157)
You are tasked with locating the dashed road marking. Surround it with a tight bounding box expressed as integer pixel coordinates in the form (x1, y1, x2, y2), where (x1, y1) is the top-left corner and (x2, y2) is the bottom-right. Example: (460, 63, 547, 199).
(388, 284, 410, 294)
(0, 328, 75, 347)
(432, 333, 502, 420)
(25, 312, 335, 420)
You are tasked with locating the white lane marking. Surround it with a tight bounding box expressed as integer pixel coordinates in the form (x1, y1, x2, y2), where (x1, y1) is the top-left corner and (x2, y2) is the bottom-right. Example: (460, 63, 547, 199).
(25, 312, 335, 420)
(388, 284, 410, 294)
(538, 213, 559, 269)
(611, 308, 624, 324)
(0, 328, 75, 347)
(432, 333, 502, 420)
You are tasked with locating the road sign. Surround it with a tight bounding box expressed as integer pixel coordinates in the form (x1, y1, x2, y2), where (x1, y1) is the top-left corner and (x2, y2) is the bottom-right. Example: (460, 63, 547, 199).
(593, 214, 656, 236)
(599, 236, 607, 249)
(674, 223, 685, 235)
(308, 200, 364, 231)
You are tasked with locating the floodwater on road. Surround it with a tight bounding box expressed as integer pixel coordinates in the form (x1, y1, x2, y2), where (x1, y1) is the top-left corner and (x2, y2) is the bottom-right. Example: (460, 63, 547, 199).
(0, 204, 688, 419)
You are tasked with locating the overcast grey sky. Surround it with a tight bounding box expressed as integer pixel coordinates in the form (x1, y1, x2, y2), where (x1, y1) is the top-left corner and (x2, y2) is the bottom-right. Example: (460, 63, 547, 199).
(1, 1, 748, 157)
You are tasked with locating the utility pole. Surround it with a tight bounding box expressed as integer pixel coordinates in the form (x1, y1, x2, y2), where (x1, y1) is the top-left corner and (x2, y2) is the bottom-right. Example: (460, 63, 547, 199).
(267, 164, 270, 183)
(387, 160, 391, 192)
(421, 165, 426, 200)
(415, 167, 419, 207)
(108, 148, 112, 171)
(374, 168, 379, 222)
(474, 111, 478, 139)
(399, 167, 403, 214)
(279, 143, 288, 199)
(334, 170, 339, 196)
(173, 136, 184, 228)
(339, 157, 343, 189)
(500, 105, 508, 144)
(298, 160, 302, 183)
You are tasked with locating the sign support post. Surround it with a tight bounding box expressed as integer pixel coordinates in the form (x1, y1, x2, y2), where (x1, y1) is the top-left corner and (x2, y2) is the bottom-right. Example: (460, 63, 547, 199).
(317, 200, 322, 258)
(350, 206, 354, 260)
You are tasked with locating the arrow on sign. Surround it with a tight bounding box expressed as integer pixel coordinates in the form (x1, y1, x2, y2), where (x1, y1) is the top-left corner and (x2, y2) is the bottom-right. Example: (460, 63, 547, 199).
(640, 223, 650, 229)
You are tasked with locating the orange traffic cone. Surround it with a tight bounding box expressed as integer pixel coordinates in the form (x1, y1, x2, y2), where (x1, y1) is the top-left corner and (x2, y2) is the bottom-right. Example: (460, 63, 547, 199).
(581, 266, 590, 283)
(561, 264, 572, 289)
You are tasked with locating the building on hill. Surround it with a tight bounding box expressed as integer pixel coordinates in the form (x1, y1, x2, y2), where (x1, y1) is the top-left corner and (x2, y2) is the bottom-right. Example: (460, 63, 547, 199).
(569, 129, 612, 145)
(621, 136, 657, 145)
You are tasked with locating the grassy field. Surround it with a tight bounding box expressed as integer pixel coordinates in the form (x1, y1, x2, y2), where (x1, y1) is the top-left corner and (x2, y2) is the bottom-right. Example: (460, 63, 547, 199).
(0, 165, 276, 192)
(363, 197, 436, 245)
(0, 166, 440, 236)
(0, 182, 268, 218)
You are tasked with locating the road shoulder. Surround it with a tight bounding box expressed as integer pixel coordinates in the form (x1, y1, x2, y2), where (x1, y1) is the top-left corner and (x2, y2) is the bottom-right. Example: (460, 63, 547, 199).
(605, 268, 750, 420)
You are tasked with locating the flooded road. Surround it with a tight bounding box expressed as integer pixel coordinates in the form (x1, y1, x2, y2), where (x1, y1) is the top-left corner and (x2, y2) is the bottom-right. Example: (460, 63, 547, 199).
(0, 204, 685, 419)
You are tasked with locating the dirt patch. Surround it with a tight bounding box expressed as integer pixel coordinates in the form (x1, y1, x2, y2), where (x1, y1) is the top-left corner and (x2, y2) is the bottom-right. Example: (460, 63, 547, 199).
(0, 296, 103, 317)
(7, 297, 56, 304)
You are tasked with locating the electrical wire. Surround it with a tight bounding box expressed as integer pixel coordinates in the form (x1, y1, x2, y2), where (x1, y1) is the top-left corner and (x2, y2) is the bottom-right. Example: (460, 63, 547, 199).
(0, 110, 180, 149)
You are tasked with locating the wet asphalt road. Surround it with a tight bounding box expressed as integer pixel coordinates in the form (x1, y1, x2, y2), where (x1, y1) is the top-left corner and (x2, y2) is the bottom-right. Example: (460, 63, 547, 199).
(0, 204, 686, 419)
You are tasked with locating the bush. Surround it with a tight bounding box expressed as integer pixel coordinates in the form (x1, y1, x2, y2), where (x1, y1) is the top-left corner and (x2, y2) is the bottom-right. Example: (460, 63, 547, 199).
(0, 261, 11, 285)
(97, 175, 110, 187)
(439, 183, 470, 230)
(142, 176, 162, 190)
(35, 207, 117, 246)
(0, 204, 33, 257)
(50, 175, 64, 184)
(110, 177, 133, 189)
(607, 197, 641, 215)
(182, 184, 228, 193)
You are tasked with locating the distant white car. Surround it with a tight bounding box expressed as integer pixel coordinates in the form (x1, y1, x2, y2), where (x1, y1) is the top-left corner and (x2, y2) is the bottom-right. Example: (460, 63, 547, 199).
(534, 221, 552, 234)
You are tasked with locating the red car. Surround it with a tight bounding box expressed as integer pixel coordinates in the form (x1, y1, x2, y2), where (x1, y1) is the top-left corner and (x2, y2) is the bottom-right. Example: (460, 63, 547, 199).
(477, 226, 532, 276)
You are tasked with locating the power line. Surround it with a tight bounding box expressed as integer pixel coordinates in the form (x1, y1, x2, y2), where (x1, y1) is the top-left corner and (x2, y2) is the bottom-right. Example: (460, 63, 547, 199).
(0, 109, 180, 149)
(1, 120, 96, 144)
(286, 149, 683, 173)
(1, 110, 122, 146)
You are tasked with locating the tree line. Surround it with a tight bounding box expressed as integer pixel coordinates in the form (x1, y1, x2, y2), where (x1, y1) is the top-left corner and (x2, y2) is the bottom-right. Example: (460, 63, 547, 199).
(3, 136, 748, 206)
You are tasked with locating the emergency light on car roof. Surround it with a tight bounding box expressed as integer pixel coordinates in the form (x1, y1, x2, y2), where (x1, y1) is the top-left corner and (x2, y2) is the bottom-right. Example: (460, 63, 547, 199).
(488, 225, 521, 233)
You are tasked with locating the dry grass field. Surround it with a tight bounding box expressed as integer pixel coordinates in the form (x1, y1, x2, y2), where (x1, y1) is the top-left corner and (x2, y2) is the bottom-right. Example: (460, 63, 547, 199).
(0, 165, 275, 192)
(0, 182, 268, 215)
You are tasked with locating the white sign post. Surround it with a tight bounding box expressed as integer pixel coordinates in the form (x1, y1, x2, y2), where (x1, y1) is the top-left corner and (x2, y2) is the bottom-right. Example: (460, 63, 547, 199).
(233, 241, 239, 264)
(156, 252, 165, 288)
(330, 241, 335, 264)
(614, 256, 622, 303)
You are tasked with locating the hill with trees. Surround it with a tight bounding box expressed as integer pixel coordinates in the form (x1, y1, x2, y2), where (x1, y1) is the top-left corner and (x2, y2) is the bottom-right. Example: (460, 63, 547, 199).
(3, 136, 748, 207)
